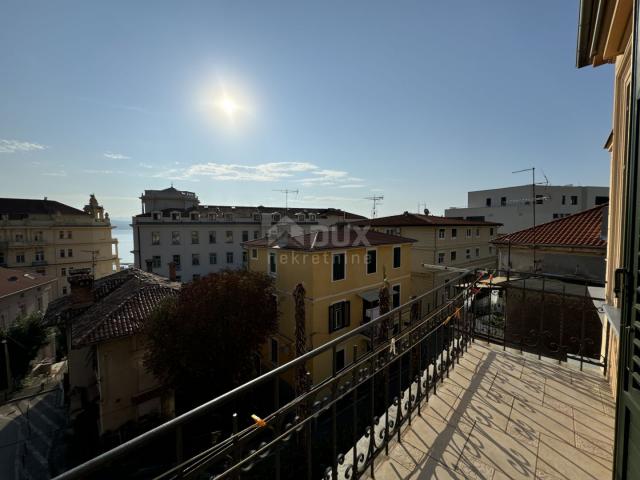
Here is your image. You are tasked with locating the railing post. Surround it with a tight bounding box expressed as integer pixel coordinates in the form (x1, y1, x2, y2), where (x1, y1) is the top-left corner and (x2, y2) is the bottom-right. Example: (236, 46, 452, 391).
(539, 277, 545, 360)
(559, 284, 566, 364)
(331, 344, 338, 480)
(580, 281, 587, 371)
(352, 345, 359, 478)
(604, 320, 610, 377)
(273, 375, 281, 480)
(232, 413, 239, 480)
(176, 424, 183, 467)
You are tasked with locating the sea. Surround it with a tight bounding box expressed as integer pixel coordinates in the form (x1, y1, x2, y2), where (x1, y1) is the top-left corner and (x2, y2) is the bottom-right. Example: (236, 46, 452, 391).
(111, 219, 135, 265)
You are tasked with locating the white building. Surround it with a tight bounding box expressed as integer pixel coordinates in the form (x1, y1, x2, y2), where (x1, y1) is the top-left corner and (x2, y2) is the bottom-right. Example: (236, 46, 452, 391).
(132, 187, 367, 282)
(445, 184, 608, 234)
(0, 267, 57, 330)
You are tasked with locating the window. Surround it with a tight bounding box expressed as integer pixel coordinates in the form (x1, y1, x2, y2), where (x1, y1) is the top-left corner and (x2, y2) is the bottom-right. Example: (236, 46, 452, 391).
(171, 212, 180, 220)
(67, 249, 73, 258)
(190, 212, 199, 221)
(152, 212, 160, 220)
(59, 231, 64, 239)
(475, 248, 480, 257)
(272, 213, 281, 222)
(489, 228, 494, 236)
(66, 231, 72, 239)
(451, 229, 457, 239)
(269, 252, 277, 275)
(253, 230, 260, 240)
(15, 233, 23, 241)
(224, 213, 233, 221)
(59, 249, 65, 258)
(226, 252, 234, 264)
(192, 253, 200, 265)
(172, 231, 181, 245)
(226, 231, 233, 243)
(332, 253, 346, 281)
(335, 349, 345, 371)
(309, 213, 317, 221)
(328, 301, 350, 333)
(595, 195, 609, 205)
(193, 274, 201, 281)
(485, 198, 491, 207)
(209, 231, 216, 244)
(152, 231, 160, 245)
(437, 252, 445, 264)
(535, 194, 544, 205)
(393, 246, 401, 268)
(466, 248, 471, 259)
(191, 231, 199, 244)
(366, 249, 377, 274)
(251, 248, 258, 259)
(297, 213, 305, 222)
(16, 253, 25, 263)
(61, 267, 66, 276)
(242, 231, 249, 242)
(152, 256, 161, 268)
(553, 213, 559, 219)
(0, 252, 3, 265)
(270, 338, 278, 364)
(450, 250, 457, 261)
(392, 285, 400, 309)
(489, 246, 494, 255)
(35, 250, 44, 262)
(62, 286, 68, 295)
(475, 228, 480, 236)
(253, 213, 261, 222)
(175, 275, 182, 282)
(208, 213, 216, 221)
(242, 251, 248, 262)
(466, 228, 472, 238)
(209, 253, 217, 265)
(570, 195, 578, 205)
(500, 196, 506, 206)
(438, 229, 445, 239)
(385, 227, 400, 235)
(173, 254, 181, 268)
(34, 231, 43, 241)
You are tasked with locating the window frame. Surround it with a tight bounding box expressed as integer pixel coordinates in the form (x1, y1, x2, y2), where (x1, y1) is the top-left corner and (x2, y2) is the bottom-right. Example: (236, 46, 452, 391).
(269, 252, 277, 275)
(392, 246, 401, 269)
(151, 231, 161, 245)
(328, 300, 350, 333)
(209, 252, 217, 265)
(332, 252, 346, 282)
(226, 252, 234, 264)
(366, 248, 377, 275)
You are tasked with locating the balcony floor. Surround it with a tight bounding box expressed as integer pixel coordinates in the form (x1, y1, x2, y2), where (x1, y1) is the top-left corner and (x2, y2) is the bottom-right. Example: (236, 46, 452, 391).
(371, 343, 615, 480)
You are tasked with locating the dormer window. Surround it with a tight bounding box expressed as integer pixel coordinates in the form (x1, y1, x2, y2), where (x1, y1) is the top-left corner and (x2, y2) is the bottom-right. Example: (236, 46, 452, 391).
(272, 213, 281, 223)
(224, 213, 233, 221)
(152, 211, 161, 220)
(253, 213, 261, 222)
(190, 212, 199, 221)
(296, 213, 305, 222)
(171, 211, 180, 221)
(308, 213, 317, 221)
(208, 213, 216, 221)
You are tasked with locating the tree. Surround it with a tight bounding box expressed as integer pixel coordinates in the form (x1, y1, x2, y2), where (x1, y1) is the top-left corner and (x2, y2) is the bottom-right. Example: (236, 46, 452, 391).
(143, 269, 278, 402)
(1, 312, 48, 387)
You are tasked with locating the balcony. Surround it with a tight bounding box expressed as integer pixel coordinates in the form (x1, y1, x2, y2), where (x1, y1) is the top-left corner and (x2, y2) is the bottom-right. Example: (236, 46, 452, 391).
(53, 270, 614, 480)
(31, 260, 48, 266)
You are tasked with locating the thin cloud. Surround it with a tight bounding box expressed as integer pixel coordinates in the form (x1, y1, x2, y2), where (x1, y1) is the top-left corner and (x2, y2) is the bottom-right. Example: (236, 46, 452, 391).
(82, 169, 125, 175)
(0, 139, 47, 153)
(42, 171, 67, 177)
(338, 184, 365, 189)
(139, 162, 153, 169)
(104, 152, 131, 160)
(156, 161, 318, 182)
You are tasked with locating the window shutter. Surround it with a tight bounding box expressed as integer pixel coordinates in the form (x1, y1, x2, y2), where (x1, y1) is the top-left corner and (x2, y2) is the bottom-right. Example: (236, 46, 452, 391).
(344, 301, 351, 327)
(328, 304, 335, 333)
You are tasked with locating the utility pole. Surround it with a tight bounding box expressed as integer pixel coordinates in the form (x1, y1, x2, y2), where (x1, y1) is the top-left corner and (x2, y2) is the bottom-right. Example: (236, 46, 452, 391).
(273, 189, 299, 215)
(513, 167, 537, 270)
(365, 195, 384, 219)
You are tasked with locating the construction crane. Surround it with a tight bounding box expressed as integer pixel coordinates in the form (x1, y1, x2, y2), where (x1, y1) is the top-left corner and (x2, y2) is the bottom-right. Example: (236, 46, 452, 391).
(365, 195, 384, 219)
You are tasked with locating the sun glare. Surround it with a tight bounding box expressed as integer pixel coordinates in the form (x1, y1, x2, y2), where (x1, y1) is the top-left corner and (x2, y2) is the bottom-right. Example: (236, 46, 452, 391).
(215, 95, 241, 118)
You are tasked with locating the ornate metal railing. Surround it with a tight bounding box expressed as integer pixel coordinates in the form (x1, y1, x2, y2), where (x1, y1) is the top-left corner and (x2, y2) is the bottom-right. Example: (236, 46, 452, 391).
(471, 270, 607, 371)
(54, 271, 482, 480)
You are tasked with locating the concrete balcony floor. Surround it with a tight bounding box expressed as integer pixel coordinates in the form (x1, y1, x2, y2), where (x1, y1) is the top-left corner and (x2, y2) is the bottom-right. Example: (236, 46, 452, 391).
(371, 343, 615, 480)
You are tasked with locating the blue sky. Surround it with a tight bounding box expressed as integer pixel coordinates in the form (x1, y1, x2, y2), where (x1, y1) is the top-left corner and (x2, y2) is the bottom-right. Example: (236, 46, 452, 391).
(0, 1, 613, 219)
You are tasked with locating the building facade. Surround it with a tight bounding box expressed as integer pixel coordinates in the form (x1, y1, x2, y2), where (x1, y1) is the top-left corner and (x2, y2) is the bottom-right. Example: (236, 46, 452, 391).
(0, 267, 57, 330)
(0, 196, 120, 297)
(358, 212, 500, 303)
(133, 187, 366, 282)
(445, 184, 609, 233)
(492, 204, 608, 283)
(244, 229, 414, 383)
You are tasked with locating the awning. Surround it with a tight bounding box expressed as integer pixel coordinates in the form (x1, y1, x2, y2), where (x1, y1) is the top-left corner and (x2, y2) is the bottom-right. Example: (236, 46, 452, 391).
(358, 289, 379, 303)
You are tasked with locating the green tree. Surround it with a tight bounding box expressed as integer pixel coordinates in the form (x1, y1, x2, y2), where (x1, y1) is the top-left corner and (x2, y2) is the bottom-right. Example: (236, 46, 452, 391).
(143, 269, 278, 402)
(1, 312, 48, 386)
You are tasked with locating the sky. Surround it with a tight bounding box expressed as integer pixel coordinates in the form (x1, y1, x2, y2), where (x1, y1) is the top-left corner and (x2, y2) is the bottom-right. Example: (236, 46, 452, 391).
(0, 1, 613, 220)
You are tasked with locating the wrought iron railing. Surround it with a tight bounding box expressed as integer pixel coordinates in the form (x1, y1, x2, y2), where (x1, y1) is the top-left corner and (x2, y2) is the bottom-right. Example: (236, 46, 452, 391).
(54, 271, 482, 480)
(470, 269, 607, 371)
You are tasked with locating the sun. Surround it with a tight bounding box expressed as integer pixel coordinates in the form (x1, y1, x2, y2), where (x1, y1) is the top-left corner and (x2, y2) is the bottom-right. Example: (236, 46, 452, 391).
(216, 95, 241, 118)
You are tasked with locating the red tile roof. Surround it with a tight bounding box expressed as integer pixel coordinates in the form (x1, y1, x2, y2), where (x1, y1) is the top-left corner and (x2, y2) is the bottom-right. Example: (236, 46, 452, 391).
(492, 204, 608, 248)
(357, 212, 501, 227)
(44, 268, 180, 347)
(243, 228, 415, 251)
(0, 268, 57, 298)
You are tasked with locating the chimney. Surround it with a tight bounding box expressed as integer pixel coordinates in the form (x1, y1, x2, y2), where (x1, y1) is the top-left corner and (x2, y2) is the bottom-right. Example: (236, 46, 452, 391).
(67, 268, 94, 307)
(168, 262, 177, 282)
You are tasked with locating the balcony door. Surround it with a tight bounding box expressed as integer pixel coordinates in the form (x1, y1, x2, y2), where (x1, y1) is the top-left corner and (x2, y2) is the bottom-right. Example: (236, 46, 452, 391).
(616, 4, 640, 478)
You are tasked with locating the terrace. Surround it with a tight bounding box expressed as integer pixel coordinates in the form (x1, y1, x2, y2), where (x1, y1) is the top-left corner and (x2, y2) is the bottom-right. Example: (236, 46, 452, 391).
(53, 270, 615, 480)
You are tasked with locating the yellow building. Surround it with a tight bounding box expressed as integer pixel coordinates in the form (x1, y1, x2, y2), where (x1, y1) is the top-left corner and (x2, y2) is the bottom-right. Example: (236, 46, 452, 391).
(0, 195, 120, 297)
(358, 212, 500, 304)
(244, 228, 414, 383)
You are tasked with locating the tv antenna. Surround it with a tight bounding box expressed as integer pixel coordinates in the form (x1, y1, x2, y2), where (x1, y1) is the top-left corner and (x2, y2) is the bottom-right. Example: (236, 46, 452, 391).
(273, 189, 299, 214)
(512, 167, 540, 271)
(81, 249, 100, 276)
(365, 195, 384, 218)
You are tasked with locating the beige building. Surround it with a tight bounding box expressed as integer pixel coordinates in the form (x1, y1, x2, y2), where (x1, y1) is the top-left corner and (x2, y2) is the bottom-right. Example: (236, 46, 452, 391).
(44, 268, 179, 437)
(244, 228, 414, 383)
(0, 195, 120, 297)
(0, 267, 57, 330)
(358, 212, 500, 303)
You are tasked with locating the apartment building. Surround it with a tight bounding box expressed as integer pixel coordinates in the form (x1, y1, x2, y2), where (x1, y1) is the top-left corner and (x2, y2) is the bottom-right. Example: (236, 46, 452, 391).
(0, 267, 57, 329)
(244, 228, 413, 383)
(133, 187, 366, 282)
(358, 212, 500, 302)
(445, 184, 609, 233)
(0, 195, 120, 297)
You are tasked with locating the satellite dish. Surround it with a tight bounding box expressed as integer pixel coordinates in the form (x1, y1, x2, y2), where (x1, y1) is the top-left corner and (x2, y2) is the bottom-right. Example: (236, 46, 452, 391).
(423, 208, 430, 215)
